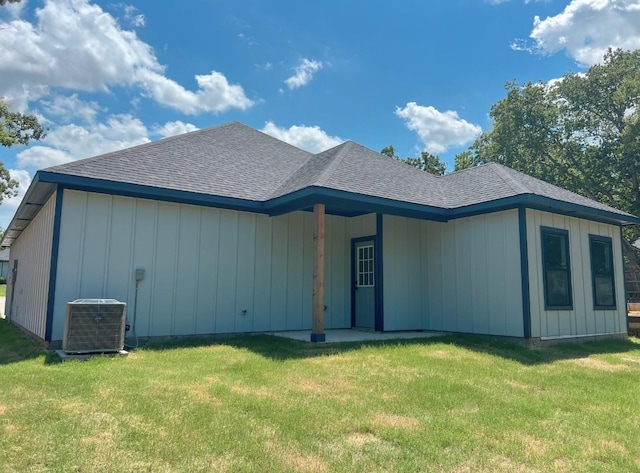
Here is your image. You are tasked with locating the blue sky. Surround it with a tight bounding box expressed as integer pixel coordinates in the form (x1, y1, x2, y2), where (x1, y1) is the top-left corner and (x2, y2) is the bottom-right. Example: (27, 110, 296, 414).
(1, 0, 640, 228)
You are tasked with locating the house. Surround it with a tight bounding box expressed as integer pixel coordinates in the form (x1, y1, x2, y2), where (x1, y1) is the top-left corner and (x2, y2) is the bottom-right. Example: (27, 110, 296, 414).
(2, 121, 637, 345)
(0, 248, 9, 279)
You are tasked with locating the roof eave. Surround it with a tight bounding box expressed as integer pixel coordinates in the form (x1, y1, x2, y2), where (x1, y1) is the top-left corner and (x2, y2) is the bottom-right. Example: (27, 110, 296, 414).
(451, 194, 639, 226)
(1, 172, 57, 247)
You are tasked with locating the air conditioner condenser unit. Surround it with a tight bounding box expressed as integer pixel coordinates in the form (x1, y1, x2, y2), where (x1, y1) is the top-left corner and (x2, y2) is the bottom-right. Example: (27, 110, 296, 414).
(62, 299, 127, 354)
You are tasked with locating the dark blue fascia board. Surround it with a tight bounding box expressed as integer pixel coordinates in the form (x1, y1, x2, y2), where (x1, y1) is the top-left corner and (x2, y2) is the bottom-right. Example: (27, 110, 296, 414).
(38, 171, 638, 226)
(44, 186, 64, 342)
(450, 194, 639, 226)
(38, 171, 268, 215)
(518, 207, 531, 338)
(268, 186, 450, 221)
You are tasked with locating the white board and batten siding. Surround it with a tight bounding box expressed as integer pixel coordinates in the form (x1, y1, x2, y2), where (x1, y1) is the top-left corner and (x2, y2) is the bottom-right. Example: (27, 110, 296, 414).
(526, 209, 626, 338)
(50, 190, 373, 341)
(383, 211, 524, 336)
(6, 190, 57, 339)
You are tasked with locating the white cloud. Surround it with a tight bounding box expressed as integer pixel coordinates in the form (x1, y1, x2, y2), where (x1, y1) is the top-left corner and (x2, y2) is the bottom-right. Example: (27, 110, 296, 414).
(0, 0, 253, 113)
(136, 69, 254, 114)
(284, 59, 323, 90)
(122, 4, 145, 27)
(40, 94, 103, 123)
(261, 121, 344, 153)
(395, 102, 482, 154)
(0, 0, 27, 19)
(17, 114, 151, 168)
(0, 169, 32, 229)
(524, 0, 640, 66)
(153, 120, 199, 138)
(14, 112, 202, 169)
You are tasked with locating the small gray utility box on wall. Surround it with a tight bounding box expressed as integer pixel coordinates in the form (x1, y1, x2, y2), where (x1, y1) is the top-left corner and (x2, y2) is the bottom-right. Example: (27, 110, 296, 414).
(62, 299, 127, 354)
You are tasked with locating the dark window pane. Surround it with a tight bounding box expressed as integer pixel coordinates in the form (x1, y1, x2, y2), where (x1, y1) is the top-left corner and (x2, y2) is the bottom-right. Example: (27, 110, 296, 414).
(546, 269, 570, 307)
(591, 241, 612, 275)
(590, 237, 615, 308)
(544, 233, 567, 270)
(594, 275, 614, 306)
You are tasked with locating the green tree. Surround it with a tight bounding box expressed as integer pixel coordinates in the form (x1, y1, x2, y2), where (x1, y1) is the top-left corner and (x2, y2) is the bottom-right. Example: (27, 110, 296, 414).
(380, 145, 398, 159)
(461, 48, 640, 259)
(406, 151, 446, 176)
(0, 0, 21, 5)
(453, 150, 477, 171)
(380, 146, 447, 176)
(0, 101, 45, 202)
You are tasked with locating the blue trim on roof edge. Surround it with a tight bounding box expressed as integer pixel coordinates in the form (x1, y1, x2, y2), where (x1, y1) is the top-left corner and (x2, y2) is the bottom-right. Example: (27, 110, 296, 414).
(38, 171, 267, 214)
(36, 171, 638, 227)
(452, 194, 638, 226)
(375, 214, 384, 332)
(44, 186, 64, 342)
(518, 207, 531, 338)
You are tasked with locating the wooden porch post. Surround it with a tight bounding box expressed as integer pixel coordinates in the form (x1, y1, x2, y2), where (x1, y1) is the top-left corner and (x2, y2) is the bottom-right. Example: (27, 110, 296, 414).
(311, 203, 326, 342)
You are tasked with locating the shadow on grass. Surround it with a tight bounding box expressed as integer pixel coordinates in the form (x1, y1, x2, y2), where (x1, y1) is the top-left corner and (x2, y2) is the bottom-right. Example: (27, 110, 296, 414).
(139, 331, 640, 366)
(0, 318, 47, 365)
(3, 316, 639, 367)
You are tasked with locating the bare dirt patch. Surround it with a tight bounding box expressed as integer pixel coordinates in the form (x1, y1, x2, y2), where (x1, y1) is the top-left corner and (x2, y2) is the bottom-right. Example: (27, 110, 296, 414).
(291, 375, 355, 403)
(507, 380, 532, 390)
(428, 349, 452, 359)
(601, 439, 627, 454)
(518, 433, 548, 456)
(0, 405, 6, 415)
(622, 357, 640, 364)
(373, 413, 420, 431)
(346, 431, 382, 446)
(187, 385, 223, 405)
(265, 440, 329, 473)
(4, 423, 17, 433)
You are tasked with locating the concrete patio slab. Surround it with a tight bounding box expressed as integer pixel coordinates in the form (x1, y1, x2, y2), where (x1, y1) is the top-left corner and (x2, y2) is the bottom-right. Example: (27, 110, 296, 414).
(269, 329, 443, 343)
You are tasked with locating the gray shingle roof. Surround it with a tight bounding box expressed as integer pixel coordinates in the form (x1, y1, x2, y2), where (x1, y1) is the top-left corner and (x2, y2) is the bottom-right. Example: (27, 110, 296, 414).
(45, 122, 312, 202)
(34, 121, 637, 221)
(273, 141, 448, 207)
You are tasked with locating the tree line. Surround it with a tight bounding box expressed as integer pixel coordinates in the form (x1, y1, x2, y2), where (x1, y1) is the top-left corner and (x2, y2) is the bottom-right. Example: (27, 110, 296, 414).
(385, 49, 640, 262)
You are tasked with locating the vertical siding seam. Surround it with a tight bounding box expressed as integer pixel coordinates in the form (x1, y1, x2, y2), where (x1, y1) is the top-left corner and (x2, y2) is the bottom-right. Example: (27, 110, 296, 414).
(148, 202, 159, 336)
(284, 214, 290, 329)
(77, 193, 88, 296)
(102, 195, 113, 297)
(192, 208, 202, 334)
(171, 205, 181, 335)
(126, 199, 136, 313)
(264, 217, 273, 330)
(375, 213, 384, 331)
(213, 210, 222, 333)
(232, 212, 240, 332)
(249, 214, 257, 331)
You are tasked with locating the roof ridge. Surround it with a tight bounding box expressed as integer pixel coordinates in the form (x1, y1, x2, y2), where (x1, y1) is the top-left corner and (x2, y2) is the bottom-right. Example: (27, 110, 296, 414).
(313, 141, 354, 186)
(436, 161, 495, 179)
(488, 162, 531, 195)
(44, 121, 239, 172)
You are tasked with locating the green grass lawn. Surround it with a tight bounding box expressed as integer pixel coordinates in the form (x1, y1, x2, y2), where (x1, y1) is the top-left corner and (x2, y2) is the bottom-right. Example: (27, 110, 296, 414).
(0, 284, 6, 297)
(2, 321, 640, 473)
